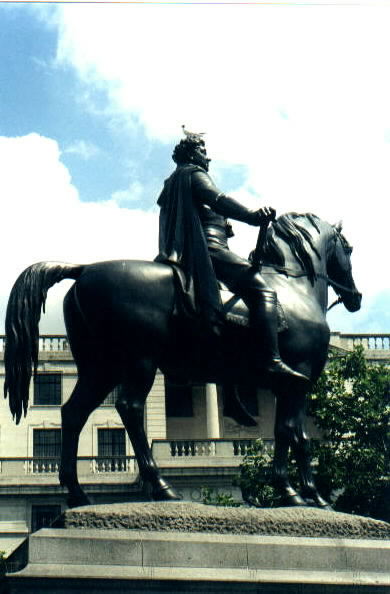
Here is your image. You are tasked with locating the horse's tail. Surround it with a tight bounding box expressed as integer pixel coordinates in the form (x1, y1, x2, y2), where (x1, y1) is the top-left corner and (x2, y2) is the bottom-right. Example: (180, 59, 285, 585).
(4, 262, 84, 424)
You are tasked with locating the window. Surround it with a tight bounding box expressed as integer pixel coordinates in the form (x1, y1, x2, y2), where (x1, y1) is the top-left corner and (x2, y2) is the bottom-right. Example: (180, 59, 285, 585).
(97, 428, 126, 472)
(103, 385, 121, 406)
(33, 429, 61, 473)
(31, 505, 61, 533)
(98, 428, 126, 457)
(33, 429, 61, 458)
(34, 373, 62, 405)
(165, 380, 193, 417)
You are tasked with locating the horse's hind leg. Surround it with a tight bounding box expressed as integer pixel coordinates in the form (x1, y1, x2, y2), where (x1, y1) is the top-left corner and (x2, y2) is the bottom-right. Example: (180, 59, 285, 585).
(116, 359, 181, 501)
(60, 368, 115, 508)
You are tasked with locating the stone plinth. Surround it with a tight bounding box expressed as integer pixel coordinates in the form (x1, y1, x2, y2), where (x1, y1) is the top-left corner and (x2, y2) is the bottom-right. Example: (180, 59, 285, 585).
(6, 502, 390, 593)
(58, 501, 390, 539)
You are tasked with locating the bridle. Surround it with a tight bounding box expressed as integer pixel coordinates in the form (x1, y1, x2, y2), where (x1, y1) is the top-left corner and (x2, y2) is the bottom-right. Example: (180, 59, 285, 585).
(261, 265, 359, 310)
(253, 218, 360, 312)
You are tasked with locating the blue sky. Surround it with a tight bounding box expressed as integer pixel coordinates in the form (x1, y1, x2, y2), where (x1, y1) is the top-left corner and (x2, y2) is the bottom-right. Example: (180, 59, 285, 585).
(0, 1, 389, 334)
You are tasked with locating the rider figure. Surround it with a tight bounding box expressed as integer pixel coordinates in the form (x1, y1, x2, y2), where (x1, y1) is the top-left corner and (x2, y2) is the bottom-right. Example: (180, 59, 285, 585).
(157, 131, 308, 386)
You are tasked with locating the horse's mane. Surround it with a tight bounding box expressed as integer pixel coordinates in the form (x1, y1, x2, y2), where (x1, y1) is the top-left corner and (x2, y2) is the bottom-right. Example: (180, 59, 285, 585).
(263, 212, 322, 285)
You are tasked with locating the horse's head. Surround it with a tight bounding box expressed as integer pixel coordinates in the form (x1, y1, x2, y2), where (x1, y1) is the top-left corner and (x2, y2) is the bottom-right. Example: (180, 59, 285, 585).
(327, 222, 362, 312)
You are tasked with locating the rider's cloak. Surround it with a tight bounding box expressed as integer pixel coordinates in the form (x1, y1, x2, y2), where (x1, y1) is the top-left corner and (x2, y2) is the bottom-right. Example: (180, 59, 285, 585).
(156, 164, 223, 333)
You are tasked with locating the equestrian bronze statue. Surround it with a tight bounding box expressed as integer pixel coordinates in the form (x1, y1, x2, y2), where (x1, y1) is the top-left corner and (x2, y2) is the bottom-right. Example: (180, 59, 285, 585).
(4, 133, 361, 509)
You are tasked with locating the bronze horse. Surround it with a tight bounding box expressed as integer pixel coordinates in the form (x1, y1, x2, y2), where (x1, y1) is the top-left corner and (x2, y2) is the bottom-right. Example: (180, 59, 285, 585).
(4, 213, 361, 509)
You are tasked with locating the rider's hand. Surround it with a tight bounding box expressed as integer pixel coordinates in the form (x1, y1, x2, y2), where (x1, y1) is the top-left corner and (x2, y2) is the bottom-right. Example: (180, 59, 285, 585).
(245, 206, 276, 226)
(249, 206, 276, 225)
(258, 206, 276, 221)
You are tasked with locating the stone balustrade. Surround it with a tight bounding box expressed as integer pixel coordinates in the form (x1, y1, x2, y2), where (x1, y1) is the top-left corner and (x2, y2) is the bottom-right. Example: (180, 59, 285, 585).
(347, 334, 390, 350)
(38, 335, 70, 352)
(91, 456, 137, 474)
(0, 456, 138, 477)
(330, 332, 390, 354)
(0, 335, 70, 353)
(0, 333, 388, 356)
(153, 438, 274, 463)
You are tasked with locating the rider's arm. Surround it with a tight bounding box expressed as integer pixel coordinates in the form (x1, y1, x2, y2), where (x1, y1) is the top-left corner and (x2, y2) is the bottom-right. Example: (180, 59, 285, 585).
(192, 170, 261, 226)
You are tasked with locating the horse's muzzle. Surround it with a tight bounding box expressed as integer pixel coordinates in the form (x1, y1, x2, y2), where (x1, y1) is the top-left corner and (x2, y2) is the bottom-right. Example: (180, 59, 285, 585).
(344, 291, 362, 312)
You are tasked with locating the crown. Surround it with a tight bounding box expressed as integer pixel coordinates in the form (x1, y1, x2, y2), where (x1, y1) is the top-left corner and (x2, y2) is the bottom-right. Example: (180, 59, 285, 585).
(182, 124, 206, 143)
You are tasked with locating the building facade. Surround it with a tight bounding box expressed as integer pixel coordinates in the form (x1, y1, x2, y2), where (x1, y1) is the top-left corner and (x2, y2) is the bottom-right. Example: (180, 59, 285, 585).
(0, 332, 389, 554)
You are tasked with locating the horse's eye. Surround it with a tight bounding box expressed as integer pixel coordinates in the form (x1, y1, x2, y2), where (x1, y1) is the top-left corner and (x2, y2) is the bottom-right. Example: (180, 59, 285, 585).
(346, 246, 353, 255)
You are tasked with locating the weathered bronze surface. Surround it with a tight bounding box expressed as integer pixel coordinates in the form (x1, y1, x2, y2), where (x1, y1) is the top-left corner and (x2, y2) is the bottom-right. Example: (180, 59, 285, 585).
(4, 136, 361, 510)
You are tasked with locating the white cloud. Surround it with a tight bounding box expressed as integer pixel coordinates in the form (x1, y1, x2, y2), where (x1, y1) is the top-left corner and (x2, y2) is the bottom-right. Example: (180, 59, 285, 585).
(111, 180, 144, 205)
(0, 133, 158, 332)
(44, 3, 390, 304)
(64, 139, 99, 160)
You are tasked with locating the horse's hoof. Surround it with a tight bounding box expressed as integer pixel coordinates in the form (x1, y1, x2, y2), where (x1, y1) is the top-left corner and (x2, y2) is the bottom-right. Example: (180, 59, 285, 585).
(301, 490, 333, 511)
(312, 499, 333, 511)
(282, 493, 308, 507)
(152, 485, 182, 502)
(67, 493, 91, 508)
(318, 503, 334, 512)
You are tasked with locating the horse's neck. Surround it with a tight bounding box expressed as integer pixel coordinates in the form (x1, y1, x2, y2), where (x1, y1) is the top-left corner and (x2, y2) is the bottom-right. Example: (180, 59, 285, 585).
(280, 229, 330, 313)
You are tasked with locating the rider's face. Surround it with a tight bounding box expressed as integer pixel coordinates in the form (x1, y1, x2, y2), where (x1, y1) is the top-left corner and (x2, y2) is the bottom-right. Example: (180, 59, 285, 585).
(194, 142, 211, 171)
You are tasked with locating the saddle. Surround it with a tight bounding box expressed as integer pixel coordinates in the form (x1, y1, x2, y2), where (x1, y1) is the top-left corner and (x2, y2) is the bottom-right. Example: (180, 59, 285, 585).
(220, 287, 288, 332)
(168, 263, 288, 333)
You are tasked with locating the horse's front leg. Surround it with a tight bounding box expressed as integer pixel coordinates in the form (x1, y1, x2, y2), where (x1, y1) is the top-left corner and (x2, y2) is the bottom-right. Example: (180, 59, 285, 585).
(292, 434, 332, 510)
(275, 388, 331, 510)
(289, 407, 332, 510)
(273, 392, 307, 506)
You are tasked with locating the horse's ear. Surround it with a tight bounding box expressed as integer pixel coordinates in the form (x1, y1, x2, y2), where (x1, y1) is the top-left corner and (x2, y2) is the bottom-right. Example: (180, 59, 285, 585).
(333, 220, 343, 233)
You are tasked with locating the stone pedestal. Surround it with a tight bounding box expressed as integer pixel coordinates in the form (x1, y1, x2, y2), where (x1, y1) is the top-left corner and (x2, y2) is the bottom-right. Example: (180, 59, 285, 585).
(5, 502, 390, 593)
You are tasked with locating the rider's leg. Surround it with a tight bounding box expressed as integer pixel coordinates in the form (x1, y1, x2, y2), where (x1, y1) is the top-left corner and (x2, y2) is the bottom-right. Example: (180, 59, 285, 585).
(209, 248, 309, 384)
(241, 280, 309, 385)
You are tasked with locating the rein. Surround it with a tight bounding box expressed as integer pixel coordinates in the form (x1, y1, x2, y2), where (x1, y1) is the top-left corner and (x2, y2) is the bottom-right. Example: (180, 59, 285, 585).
(260, 264, 359, 311)
(252, 218, 359, 313)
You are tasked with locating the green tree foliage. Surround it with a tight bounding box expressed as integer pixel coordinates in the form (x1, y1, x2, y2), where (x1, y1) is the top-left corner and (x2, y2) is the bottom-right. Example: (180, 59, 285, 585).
(200, 487, 240, 507)
(309, 346, 390, 521)
(235, 439, 277, 507)
(236, 347, 389, 521)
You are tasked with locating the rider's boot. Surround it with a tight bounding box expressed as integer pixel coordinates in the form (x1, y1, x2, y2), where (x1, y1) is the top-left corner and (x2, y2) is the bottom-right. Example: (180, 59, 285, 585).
(246, 289, 310, 386)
